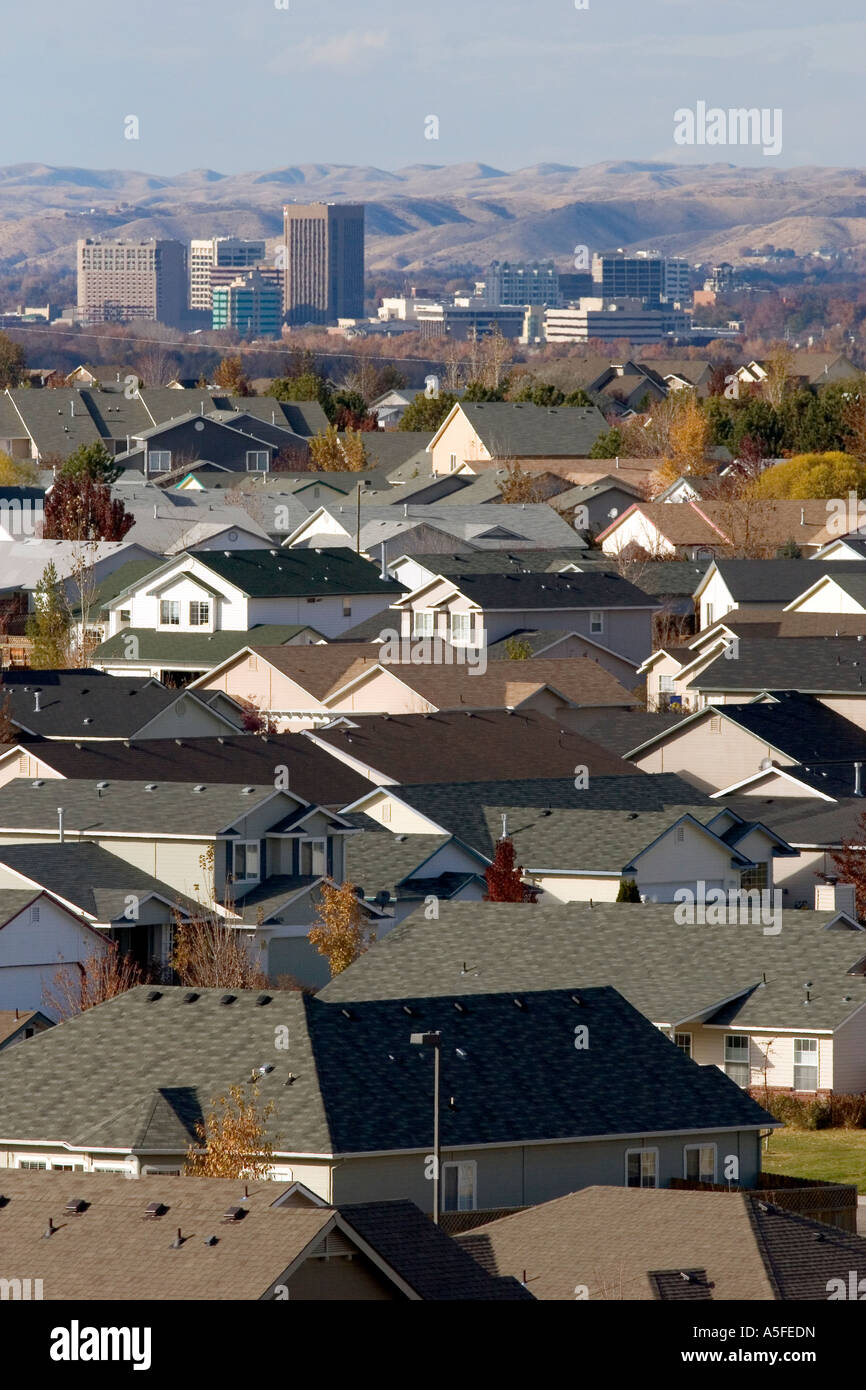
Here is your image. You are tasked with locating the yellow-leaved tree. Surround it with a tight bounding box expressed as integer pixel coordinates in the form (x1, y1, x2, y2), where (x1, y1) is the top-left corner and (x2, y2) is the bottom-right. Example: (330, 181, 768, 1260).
(185, 1083, 275, 1179)
(748, 451, 866, 500)
(308, 879, 375, 977)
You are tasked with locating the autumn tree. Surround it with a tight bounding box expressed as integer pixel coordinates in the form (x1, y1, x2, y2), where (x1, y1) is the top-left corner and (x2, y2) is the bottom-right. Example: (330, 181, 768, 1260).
(266, 371, 334, 419)
(170, 915, 269, 990)
(748, 451, 866, 500)
(26, 561, 71, 667)
(0, 681, 18, 741)
(43, 942, 142, 1020)
(498, 460, 542, 503)
(0, 331, 26, 388)
(213, 355, 253, 396)
(504, 636, 533, 660)
(43, 475, 134, 541)
(309, 424, 367, 472)
(483, 836, 538, 903)
(830, 809, 866, 921)
(762, 341, 795, 409)
(185, 1083, 275, 1179)
(308, 879, 376, 977)
(0, 452, 39, 486)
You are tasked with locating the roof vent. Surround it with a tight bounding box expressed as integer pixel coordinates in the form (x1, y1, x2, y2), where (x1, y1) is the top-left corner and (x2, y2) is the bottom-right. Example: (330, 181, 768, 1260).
(170, 1228, 185, 1249)
(192, 784, 206, 792)
(145, 783, 158, 791)
(513, 997, 526, 1010)
(146, 989, 162, 1002)
(64, 1197, 88, 1215)
(204, 1235, 219, 1246)
(96, 780, 110, 790)
(255, 993, 273, 1006)
(340, 1007, 355, 1020)
(219, 993, 236, 1006)
(144, 1202, 167, 1219)
(31, 779, 44, 788)
(182, 991, 200, 1004)
(242, 785, 256, 794)
(453, 1001, 467, 1013)
(221, 1206, 247, 1224)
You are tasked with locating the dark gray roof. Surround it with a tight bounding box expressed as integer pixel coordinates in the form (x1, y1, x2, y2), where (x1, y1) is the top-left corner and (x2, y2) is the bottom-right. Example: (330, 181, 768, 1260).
(73, 556, 165, 617)
(402, 549, 590, 575)
(93, 624, 321, 664)
(0, 983, 772, 1155)
(708, 559, 866, 603)
(424, 570, 657, 611)
(319, 901, 866, 1032)
(688, 644, 866, 694)
(0, 843, 198, 922)
(644, 692, 866, 765)
(719, 794, 866, 853)
(0, 670, 184, 739)
(233, 874, 321, 924)
(227, 397, 330, 436)
(345, 828, 456, 897)
(9, 733, 370, 807)
(457, 401, 608, 457)
(749, 1199, 866, 1300)
(194, 548, 403, 598)
(577, 710, 691, 756)
(0, 888, 45, 926)
(0, 778, 287, 836)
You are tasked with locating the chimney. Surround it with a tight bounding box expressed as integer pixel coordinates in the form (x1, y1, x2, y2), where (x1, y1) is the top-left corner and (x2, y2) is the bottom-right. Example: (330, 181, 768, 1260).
(57, 807, 64, 843)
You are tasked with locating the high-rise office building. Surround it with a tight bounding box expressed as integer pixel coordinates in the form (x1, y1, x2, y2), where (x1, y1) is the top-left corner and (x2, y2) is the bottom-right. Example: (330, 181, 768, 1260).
(77, 238, 187, 327)
(592, 250, 691, 306)
(482, 261, 560, 307)
(282, 203, 364, 325)
(212, 270, 283, 339)
(189, 237, 267, 310)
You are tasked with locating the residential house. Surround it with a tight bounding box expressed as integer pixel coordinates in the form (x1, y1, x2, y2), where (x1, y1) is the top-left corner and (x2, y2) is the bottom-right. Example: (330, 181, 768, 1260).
(693, 559, 866, 631)
(0, 983, 774, 1203)
(0, 669, 245, 739)
(0, 1008, 53, 1050)
(320, 899, 866, 1097)
(426, 400, 609, 475)
(733, 353, 860, 392)
(597, 501, 840, 563)
(283, 502, 583, 560)
(0, 887, 111, 1017)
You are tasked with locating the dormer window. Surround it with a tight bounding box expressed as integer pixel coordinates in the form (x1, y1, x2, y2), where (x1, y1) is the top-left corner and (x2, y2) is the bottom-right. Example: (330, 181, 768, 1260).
(189, 601, 210, 626)
(160, 600, 180, 626)
(233, 841, 260, 881)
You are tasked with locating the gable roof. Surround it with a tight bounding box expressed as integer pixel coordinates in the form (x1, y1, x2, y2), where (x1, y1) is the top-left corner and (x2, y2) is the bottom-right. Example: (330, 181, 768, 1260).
(335, 657, 636, 712)
(92, 624, 322, 666)
(0, 842, 200, 922)
(686, 644, 866, 695)
(442, 401, 609, 457)
(626, 692, 866, 764)
(181, 548, 404, 599)
(0, 778, 294, 837)
(0, 983, 772, 1158)
(396, 570, 657, 612)
(696, 559, 866, 603)
(0, 670, 187, 739)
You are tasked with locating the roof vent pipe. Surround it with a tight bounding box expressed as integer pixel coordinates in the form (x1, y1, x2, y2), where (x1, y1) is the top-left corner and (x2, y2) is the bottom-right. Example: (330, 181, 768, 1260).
(856, 762, 862, 797)
(34, 691, 41, 713)
(57, 807, 64, 843)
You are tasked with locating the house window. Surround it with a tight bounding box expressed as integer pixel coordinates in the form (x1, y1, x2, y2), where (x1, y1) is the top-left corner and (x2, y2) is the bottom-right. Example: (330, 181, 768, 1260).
(442, 1160, 476, 1211)
(233, 841, 261, 882)
(119, 609, 131, 626)
(148, 450, 171, 473)
(793, 1038, 818, 1092)
(449, 612, 471, 645)
(449, 453, 457, 472)
(659, 674, 674, 693)
(343, 601, 352, 619)
(675, 825, 684, 843)
(300, 838, 326, 876)
(590, 610, 604, 634)
(740, 863, 768, 892)
(17, 1159, 48, 1169)
(674, 1032, 692, 1057)
(160, 600, 180, 626)
(189, 601, 210, 626)
(246, 451, 270, 472)
(724, 1035, 750, 1087)
(683, 1144, 716, 1184)
(412, 609, 434, 638)
(625, 1148, 658, 1188)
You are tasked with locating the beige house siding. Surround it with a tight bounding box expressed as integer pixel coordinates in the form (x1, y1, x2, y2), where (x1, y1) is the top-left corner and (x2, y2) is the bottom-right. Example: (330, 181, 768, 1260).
(818, 696, 866, 732)
(831, 1005, 866, 1093)
(429, 410, 491, 475)
(0, 750, 65, 790)
(787, 579, 866, 615)
(527, 873, 621, 903)
(633, 719, 794, 793)
(687, 1027, 833, 1092)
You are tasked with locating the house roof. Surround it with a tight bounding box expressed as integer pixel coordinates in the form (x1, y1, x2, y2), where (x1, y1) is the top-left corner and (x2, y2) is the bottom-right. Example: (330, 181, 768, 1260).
(456, 1186, 866, 1301)
(0, 1009, 52, 1046)
(308, 502, 582, 551)
(3, 733, 370, 806)
(0, 842, 200, 922)
(393, 548, 590, 576)
(310, 709, 634, 785)
(576, 710, 692, 756)
(93, 624, 322, 665)
(0, 778, 290, 837)
(319, 900, 866, 1032)
(449, 401, 609, 457)
(397, 570, 657, 612)
(0, 1173, 528, 1300)
(0, 670, 188, 739)
(186, 548, 404, 599)
(345, 657, 636, 712)
(627, 692, 866, 764)
(698, 559, 866, 603)
(0, 983, 772, 1157)
(344, 829, 456, 897)
(686, 643, 866, 694)
(597, 502, 728, 548)
(224, 643, 387, 701)
(73, 555, 166, 617)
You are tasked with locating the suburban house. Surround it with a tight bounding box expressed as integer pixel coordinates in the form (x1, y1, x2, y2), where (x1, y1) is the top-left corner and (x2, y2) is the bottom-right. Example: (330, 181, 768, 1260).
(0, 669, 246, 739)
(693, 559, 866, 631)
(92, 624, 326, 684)
(0, 1008, 53, 1051)
(0, 887, 112, 1017)
(426, 401, 609, 475)
(113, 412, 312, 480)
(0, 983, 775, 1205)
(390, 570, 658, 667)
(320, 900, 866, 1097)
(0, 1172, 530, 1300)
(96, 549, 402, 664)
(678, 642, 866, 727)
(340, 774, 796, 904)
(0, 778, 364, 983)
(456, 1187, 866, 1301)
(283, 502, 583, 560)
(597, 501, 840, 562)
(733, 352, 860, 391)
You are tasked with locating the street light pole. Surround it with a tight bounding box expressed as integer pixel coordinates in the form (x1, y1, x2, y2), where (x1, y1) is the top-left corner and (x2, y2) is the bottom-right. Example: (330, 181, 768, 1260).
(410, 1029, 442, 1224)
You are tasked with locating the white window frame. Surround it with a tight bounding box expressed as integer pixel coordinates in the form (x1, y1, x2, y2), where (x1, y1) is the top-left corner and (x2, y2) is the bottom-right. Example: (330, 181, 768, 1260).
(793, 1038, 818, 1092)
(724, 1034, 750, 1087)
(625, 1147, 659, 1189)
(449, 452, 458, 472)
(674, 1032, 692, 1057)
(412, 609, 435, 638)
(233, 840, 261, 882)
(300, 837, 326, 876)
(705, 603, 714, 626)
(683, 1143, 717, 1184)
(245, 450, 270, 472)
(441, 1159, 477, 1211)
(449, 611, 471, 645)
(160, 599, 180, 627)
(141, 1165, 183, 1176)
(189, 600, 210, 627)
(148, 450, 172, 473)
(590, 610, 604, 635)
(659, 674, 674, 693)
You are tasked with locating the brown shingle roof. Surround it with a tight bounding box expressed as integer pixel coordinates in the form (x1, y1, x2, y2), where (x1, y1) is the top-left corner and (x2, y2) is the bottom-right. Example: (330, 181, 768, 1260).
(337, 657, 635, 711)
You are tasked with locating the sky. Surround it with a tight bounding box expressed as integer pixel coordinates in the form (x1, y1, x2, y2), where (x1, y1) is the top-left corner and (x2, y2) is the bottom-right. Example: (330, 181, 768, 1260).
(3, 0, 864, 174)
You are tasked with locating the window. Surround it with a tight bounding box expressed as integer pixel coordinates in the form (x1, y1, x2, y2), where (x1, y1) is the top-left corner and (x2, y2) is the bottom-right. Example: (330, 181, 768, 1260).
(740, 863, 768, 892)
(148, 450, 171, 473)
(449, 612, 471, 645)
(724, 1035, 750, 1087)
(160, 600, 180, 626)
(675, 825, 684, 843)
(412, 609, 434, 638)
(119, 609, 131, 626)
(300, 838, 326, 876)
(342, 601, 352, 619)
(141, 1166, 182, 1176)
(233, 841, 260, 882)
(189, 601, 210, 626)
(590, 610, 604, 635)
(49, 1161, 85, 1172)
(794, 1038, 818, 1092)
(674, 1032, 692, 1057)
(17, 1159, 48, 1169)
(442, 1160, 476, 1211)
(246, 450, 270, 472)
(625, 1148, 658, 1188)
(659, 674, 674, 693)
(30, 904, 40, 923)
(449, 453, 457, 472)
(684, 1144, 716, 1184)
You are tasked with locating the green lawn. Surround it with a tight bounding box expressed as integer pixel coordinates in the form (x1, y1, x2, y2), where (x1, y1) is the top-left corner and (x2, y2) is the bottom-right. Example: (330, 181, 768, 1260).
(761, 1126, 866, 1193)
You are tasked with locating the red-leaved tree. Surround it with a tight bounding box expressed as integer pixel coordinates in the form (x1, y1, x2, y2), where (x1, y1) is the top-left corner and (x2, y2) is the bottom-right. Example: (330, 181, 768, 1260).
(829, 808, 866, 921)
(484, 836, 539, 903)
(43, 475, 134, 541)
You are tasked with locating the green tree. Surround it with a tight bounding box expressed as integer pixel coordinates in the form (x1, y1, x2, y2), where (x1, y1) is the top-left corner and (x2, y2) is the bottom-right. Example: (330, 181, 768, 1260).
(0, 332, 26, 388)
(60, 441, 119, 486)
(504, 636, 533, 659)
(731, 400, 785, 458)
(26, 561, 71, 668)
(398, 390, 458, 431)
(588, 427, 624, 459)
(616, 878, 642, 902)
(463, 379, 509, 402)
(266, 372, 335, 420)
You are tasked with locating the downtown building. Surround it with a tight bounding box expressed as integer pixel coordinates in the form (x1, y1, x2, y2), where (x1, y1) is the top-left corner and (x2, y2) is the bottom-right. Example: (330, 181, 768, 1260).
(282, 203, 364, 325)
(544, 298, 690, 345)
(189, 237, 267, 311)
(212, 270, 283, 338)
(482, 261, 561, 307)
(592, 250, 692, 306)
(76, 238, 187, 328)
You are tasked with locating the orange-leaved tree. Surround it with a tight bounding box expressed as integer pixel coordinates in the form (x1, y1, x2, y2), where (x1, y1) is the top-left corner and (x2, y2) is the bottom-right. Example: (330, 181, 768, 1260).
(308, 879, 376, 977)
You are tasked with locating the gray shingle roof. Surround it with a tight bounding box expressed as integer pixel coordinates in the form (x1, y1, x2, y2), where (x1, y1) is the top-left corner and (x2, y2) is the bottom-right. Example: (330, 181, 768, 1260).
(0, 778, 285, 836)
(687, 644, 866, 694)
(0, 842, 198, 921)
(456, 401, 608, 456)
(706, 559, 866, 603)
(413, 570, 658, 611)
(194, 548, 403, 598)
(0, 670, 182, 738)
(319, 901, 866, 1032)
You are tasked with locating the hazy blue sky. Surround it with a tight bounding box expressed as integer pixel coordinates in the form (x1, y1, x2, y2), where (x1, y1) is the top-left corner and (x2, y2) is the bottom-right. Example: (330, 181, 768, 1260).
(4, 0, 862, 173)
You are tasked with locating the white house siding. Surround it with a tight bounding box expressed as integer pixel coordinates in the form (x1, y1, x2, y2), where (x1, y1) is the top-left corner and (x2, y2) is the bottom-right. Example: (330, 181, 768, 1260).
(601, 513, 674, 558)
(773, 848, 832, 908)
(0, 750, 65, 790)
(631, 819, 741, 897)
(0, 898, 108, 1017)
(788, 579, 866, 615)
(133, 699, 240, 739)
(831, 1005, 866, 1093)
(694, 1029, 834, 1094)
(529, 873, 621, 903)
(353, 794, 441, 834)
(696, 573, 737, 630)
